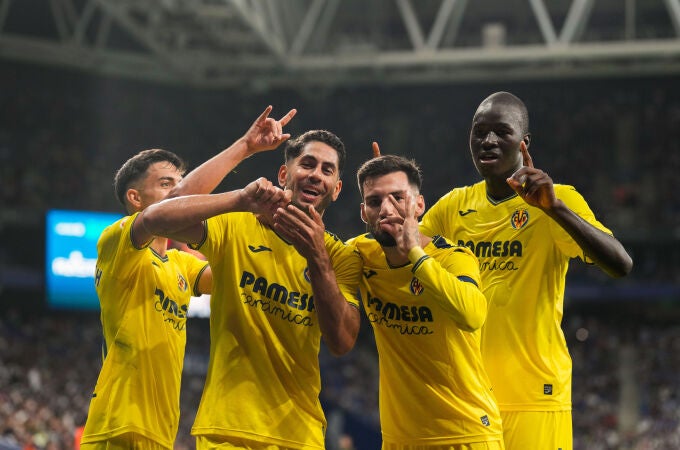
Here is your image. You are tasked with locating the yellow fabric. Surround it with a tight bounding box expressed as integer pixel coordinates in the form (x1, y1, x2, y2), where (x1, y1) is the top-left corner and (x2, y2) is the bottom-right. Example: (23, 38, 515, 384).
(196, 435, 297, 450)
(189, 212, 361, 449)
(80, 432, 170, 450)
(382, 440, 505, 450)
(82, 213, 208, 448)
(348, 234, 503, 445)
(500, 411, 572, 450)
(420, 182, 611, 412)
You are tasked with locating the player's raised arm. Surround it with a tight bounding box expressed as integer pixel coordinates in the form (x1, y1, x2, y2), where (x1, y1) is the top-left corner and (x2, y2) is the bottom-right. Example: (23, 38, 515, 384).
(142, 177, 290, 245)
(169, 105, 297, 198)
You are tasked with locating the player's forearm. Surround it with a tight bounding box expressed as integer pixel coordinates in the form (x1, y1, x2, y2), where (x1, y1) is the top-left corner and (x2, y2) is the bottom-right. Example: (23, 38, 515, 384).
(408, 247, 487, 331)
(546, 200, 633, 278)
(143, 191, 245, 235)
(308, 258, 360, 356)
(168, 138, 250, 198)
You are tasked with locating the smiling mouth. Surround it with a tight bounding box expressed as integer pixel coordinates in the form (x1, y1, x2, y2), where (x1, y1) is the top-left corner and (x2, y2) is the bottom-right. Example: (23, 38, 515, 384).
(298, 187, 323, 202)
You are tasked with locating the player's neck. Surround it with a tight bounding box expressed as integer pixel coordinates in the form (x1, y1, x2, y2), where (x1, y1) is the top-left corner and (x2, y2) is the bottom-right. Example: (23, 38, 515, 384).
(383, 247, 409, 268)
(150, 237, 168, 256)
(485, 177, 516, 202)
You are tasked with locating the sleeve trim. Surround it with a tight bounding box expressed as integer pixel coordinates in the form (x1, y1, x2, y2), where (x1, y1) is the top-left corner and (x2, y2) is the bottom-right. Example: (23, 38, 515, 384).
(456, 275, 479, 288)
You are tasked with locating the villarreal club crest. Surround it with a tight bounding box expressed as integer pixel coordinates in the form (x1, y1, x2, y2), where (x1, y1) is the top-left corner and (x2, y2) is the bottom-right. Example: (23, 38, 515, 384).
(510, 209, 529, 230)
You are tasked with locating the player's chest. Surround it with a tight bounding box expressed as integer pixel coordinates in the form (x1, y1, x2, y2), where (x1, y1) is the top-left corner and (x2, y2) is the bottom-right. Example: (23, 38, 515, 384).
(451, 203, 540, 240)
(147, 255, 192, 301)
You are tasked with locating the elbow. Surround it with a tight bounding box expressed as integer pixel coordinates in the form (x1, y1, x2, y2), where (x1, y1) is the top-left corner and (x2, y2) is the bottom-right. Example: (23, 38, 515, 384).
(326, 340, 355, 357)
(459, 314, 485, 333)
(324, 327, 358, 357)
(456, 289, 487, 332)
(458, 302, 487, 332)
(610, 254, 634, 279)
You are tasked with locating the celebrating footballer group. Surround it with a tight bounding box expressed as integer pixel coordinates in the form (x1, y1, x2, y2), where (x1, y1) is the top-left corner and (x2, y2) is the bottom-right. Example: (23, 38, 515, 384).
(84, 92, 633, 450)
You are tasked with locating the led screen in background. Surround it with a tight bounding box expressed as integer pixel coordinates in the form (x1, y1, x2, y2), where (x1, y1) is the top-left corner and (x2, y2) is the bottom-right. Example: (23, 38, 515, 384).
(46, 209, 123, 310)
(45, 209, 211, 316)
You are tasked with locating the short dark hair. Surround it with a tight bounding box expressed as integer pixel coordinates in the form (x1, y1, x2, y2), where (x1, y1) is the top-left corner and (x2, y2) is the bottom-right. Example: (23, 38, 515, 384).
(481, 91, 530, 135)
(284, 130, 346, 176)
(113, 148, 186, 207)
(356, 154, 423, 198)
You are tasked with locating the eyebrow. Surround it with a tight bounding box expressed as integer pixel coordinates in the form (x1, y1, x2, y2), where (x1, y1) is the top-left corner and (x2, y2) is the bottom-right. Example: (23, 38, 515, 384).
(300, 155, 338, 170)
(365, 190, 406, 200)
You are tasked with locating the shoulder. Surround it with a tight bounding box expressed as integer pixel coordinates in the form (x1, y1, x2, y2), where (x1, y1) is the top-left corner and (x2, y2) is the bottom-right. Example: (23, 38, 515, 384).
(326, 230, 361, 259)
(346, 233, 387, 266)
(345, 233, 376, 251)
(430, 182, 481, 208)
(554, 184, 589, 204)
(429, 235, 476, 258)
(98, 214, 135, 247)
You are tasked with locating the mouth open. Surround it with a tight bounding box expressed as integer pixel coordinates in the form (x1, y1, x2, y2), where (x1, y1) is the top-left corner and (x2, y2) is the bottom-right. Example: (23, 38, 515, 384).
(478, 152, 499, 164)
(298, 187, 322, 202)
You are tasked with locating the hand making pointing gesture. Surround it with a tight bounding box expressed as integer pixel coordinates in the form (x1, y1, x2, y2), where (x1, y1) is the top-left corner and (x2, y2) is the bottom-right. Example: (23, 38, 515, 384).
(506, 141, 557, 210)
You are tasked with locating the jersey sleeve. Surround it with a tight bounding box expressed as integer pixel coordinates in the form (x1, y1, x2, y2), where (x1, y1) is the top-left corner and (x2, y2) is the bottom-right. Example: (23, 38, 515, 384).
(96, 213, 149, 282)
(325, 231, 362, 309)
(419, 190, 453, 238)
(187, 213, 231, 262)
(176, 251, 210, 297)
(408, 243, 487, 332)
(550, 185, 613, 262)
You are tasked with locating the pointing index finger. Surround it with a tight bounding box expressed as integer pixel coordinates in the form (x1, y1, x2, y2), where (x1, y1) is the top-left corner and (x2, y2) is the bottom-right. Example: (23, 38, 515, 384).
(372, 141, 381, 158)
(520, 141, 534, 168)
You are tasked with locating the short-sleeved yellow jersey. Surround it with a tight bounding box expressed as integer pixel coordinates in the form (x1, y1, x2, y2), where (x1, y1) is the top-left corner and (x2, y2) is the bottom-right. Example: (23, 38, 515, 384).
(82, 213, 209, 448)
(189, 212, 361, 449)
(420, 181, 612, 412)
(348, 234, 503, 445)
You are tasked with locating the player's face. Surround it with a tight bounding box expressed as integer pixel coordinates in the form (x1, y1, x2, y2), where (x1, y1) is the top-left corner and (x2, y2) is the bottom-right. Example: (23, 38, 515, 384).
(135, 161, 183, 211)
(360, 171, 422, 247)
(278, 141, 342, 214)
(469, 101, 526, 181)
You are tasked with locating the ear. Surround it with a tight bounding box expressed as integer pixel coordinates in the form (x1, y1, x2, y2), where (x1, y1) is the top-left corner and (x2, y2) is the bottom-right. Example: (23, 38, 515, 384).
(277, 164, 288, 188)
(360, 203, 368, 224)
(415, 194, 426, 219)
(331, 179, 343, 201)
(126, 188, 143, 211)
(523, 133, 531, 149)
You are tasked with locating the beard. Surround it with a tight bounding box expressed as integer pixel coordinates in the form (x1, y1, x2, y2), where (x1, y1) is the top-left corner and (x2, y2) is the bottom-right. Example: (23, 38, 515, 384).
(368, 224, 397, 247)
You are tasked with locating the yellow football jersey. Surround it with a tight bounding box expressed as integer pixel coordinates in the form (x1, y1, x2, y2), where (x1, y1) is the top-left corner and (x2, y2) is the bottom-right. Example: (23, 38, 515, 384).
(420, 181, 612, 412)
(82, 213, 209, 448)
(188, 212, 361, 449)
(348, 234, 503, 445)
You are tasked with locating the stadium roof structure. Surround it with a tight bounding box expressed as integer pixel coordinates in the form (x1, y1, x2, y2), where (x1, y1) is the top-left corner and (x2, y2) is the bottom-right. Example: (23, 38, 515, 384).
(1, 0, 680, 89)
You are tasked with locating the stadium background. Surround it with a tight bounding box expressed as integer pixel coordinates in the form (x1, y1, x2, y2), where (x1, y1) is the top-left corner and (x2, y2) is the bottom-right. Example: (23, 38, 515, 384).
(1, 1, 679, 449)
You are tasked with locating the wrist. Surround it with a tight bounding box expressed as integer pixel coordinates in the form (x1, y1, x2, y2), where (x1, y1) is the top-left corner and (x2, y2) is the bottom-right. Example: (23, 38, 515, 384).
(407, 246, 427, 264)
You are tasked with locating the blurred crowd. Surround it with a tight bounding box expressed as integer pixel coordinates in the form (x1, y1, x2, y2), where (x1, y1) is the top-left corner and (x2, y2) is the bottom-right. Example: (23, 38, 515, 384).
(2, 305, 680, 450)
